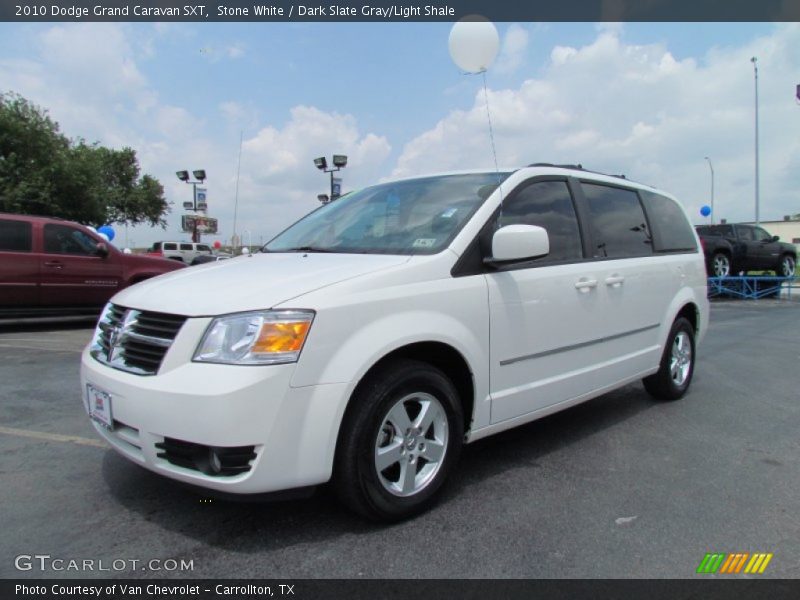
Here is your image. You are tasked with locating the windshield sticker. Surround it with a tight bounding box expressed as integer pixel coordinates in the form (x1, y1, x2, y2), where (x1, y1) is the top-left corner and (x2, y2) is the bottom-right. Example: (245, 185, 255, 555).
(412, 238, 436, 248)
(440, 207, 459, 218)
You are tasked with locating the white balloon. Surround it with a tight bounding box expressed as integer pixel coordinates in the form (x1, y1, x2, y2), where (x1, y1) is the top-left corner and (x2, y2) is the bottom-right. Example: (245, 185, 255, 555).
(241, 247, 250, 255)
(98, 232, 110, 242)
(448, 18, 500, 73)
(122, 247, 132, 254)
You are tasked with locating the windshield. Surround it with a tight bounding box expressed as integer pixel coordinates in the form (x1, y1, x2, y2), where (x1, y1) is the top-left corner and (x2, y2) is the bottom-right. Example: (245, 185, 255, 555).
(265, 172, 510, 255)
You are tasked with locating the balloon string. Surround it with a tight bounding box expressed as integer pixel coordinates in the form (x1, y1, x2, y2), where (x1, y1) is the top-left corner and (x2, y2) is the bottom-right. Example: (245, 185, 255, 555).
(481, 70, 504, 212)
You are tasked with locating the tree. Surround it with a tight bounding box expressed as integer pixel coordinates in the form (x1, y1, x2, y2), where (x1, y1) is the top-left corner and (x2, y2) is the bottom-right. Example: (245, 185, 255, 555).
(0, 92, 169, 228)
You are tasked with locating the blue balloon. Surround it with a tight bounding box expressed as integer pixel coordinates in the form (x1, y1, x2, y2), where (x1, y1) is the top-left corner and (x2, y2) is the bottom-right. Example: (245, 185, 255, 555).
(700, 205, 711, 217)
(98, 225, 115, 241)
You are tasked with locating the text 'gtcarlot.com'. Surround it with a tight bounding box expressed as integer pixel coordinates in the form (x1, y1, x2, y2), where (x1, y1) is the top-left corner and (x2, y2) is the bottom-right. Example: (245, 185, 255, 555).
(14, 554, 194, 572)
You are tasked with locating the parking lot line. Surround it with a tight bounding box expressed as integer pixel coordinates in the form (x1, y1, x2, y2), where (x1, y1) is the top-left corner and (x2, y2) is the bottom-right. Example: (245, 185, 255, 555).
(0, 343, 83, 353)
(0, 425, 106, 448)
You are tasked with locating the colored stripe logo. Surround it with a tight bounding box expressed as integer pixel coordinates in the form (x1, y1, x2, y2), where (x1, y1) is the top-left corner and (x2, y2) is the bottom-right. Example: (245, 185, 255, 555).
(697, 553, 773, 574)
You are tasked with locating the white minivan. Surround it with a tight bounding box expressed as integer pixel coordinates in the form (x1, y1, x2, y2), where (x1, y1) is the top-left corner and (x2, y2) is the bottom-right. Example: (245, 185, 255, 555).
(81, 164, 708, 521)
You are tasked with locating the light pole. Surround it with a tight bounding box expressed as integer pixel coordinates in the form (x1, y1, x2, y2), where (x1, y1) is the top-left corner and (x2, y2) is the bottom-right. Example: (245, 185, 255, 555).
(313, 155, 348, 203)
(176, 169, 206, 242)
(751, 57, 760, 225)
(704, 156, 715, 224)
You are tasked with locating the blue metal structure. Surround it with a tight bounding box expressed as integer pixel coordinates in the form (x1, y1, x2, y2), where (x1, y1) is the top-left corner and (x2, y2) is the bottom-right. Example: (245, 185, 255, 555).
(707, 276, 797, 299)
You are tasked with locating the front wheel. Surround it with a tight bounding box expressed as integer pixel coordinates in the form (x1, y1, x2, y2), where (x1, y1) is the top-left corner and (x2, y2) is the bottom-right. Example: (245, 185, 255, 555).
(334, 359, 463, 521)
(643, 317, 696, 401)
(776, 254, 796, 278)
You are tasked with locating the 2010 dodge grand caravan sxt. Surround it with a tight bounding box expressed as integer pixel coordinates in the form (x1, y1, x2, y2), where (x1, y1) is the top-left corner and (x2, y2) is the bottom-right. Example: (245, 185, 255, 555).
(81, 164, 709, 521)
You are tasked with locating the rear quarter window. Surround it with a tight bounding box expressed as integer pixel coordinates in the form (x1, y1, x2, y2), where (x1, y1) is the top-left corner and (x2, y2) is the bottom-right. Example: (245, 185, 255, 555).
(0, 220, 32, 252)
(640, 191, 697, 252)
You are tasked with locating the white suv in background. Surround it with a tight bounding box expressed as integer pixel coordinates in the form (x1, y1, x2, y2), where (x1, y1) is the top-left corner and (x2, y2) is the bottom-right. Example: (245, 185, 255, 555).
(82, 164, 709, 521)
(147, 241, 213, 265)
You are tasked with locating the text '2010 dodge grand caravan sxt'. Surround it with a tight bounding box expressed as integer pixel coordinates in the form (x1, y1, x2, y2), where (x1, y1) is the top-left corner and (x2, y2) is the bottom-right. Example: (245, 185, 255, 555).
(82, 164, 709, 521)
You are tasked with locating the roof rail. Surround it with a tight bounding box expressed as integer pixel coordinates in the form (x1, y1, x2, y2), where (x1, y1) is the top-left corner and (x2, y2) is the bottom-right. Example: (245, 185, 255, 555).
(526, 162, 628, 181)
(527, 162, 584, 170)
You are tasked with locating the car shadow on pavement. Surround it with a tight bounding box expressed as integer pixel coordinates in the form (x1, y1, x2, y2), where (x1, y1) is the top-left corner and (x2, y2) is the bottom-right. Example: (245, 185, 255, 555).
(100, 382, 657, 554)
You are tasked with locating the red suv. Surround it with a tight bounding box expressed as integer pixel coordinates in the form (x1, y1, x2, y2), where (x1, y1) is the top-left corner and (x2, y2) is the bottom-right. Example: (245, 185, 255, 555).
(0, 213, 185, 317)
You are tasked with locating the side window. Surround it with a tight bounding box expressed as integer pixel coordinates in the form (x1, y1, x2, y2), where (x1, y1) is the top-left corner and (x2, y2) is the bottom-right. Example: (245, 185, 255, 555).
(0, 220, 32, 252)
(753, 227, 772, 242)
(640, 191, 697, 252)
(717, 225, 734, 238)
(492, 180, 582, 262)
(180, 243, 193, 251)
(737, 227, 753, 241)
(582, 183, 652, 258)
(43, 224, 98, 256)
(150, 242, 162, 252)
(197, 245, 211, 252)
(164, 243, 177, 251)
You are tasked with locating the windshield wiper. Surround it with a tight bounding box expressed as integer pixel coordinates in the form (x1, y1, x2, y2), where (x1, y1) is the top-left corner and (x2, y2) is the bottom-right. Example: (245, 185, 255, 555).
(281, 246, 335, 253)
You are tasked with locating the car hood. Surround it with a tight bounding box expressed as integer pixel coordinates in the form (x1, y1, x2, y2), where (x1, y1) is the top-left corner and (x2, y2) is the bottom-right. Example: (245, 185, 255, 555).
(111, 252, 411, 316)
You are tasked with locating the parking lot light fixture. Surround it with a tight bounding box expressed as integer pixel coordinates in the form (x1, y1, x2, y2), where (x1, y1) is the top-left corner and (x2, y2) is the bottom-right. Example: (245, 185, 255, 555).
(177, 169, 207, 243)
(313, 154, 348, 203)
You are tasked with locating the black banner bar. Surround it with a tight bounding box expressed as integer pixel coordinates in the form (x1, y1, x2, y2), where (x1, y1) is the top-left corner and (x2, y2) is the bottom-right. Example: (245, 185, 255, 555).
(4, 579, 800, 600)
(2, 0, 800, 23)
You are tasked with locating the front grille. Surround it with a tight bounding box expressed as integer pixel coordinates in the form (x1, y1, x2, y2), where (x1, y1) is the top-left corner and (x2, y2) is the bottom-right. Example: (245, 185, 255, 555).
(91, 304, 186, 375)
(155, 437, 257, 477)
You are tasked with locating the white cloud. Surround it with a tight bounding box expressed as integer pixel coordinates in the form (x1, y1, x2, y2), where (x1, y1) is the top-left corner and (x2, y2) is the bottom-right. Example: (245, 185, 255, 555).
(232, 106, 392, 239)
(393, 24, 800, 224)
(495, 24, 529, 74)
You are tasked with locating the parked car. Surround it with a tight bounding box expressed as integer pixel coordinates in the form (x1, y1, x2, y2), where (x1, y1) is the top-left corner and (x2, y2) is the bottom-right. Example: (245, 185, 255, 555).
(695, 223, 797, 277)
(190, 253, 232, 266)
(0, 213, 185, 317)
(82, 164, 708, 521)
(146, 241, 213, 265)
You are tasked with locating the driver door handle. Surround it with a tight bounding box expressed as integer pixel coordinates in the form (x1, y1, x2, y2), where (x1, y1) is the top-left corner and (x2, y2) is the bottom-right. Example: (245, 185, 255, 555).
(575, 278, 598, 292)
(44, 261, 64, 269)
(605, 274, 625, 287)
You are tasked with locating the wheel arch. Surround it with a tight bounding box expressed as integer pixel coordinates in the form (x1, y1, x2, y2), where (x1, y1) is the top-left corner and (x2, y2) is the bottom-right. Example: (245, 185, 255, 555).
(334, 341, 476, 459)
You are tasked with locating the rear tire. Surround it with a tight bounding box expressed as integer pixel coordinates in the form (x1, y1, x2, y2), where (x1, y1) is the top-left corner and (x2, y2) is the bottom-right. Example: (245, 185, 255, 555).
(710, 252, 730, 277)
(643, 317, 695, 401)
(334, 359, 463, 522)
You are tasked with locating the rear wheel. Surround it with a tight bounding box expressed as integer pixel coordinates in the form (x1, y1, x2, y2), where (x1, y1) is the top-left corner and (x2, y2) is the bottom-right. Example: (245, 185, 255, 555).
(334, 359, 463, 522)
(643, 317, 695, 401)
(711, 252, 730, 277)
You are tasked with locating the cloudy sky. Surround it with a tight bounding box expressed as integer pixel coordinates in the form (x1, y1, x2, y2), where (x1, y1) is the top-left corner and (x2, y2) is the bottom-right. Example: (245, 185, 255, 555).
(1, 20, 797, 248)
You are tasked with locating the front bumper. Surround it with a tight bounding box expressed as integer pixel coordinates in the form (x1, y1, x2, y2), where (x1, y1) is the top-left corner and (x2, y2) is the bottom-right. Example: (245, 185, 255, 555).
(80, 347, 349, 495)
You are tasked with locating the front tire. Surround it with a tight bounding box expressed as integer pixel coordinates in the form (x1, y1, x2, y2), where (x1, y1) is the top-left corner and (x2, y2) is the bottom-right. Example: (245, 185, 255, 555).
(643, 317, 696, 401)
(776, 254, 795, 278)
(334, 359, 463, 522)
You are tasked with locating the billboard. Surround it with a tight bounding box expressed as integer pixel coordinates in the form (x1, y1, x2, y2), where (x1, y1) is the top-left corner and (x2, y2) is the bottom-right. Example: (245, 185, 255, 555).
(181, 214, 218, 234)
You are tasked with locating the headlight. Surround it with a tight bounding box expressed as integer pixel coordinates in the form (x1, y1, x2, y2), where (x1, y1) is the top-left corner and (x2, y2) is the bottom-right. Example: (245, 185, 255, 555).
(193, 310, 314, 365)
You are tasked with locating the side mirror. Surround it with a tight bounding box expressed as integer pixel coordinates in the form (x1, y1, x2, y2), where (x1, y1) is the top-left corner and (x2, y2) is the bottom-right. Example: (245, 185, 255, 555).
(771, 235, 780, 242)
(95, 242, 109, 257)
(485, 224, 549, 265)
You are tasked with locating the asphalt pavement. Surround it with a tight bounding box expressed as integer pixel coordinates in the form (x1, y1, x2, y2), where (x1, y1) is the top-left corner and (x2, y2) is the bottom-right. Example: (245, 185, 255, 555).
(0, 300, 798, 579)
